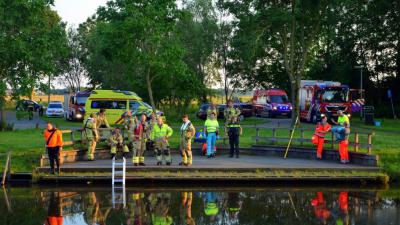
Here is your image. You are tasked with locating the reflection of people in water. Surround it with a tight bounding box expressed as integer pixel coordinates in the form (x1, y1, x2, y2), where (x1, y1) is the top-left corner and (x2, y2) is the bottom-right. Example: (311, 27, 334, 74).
(203, 192, 219, 222)
(311, 192, 331, 224)
(126, 193, 148, 225)
(44, 192, 63, 225)
(181, 192, 195, 225)
(84, 192, 110, 225)
(150, 193, 173, 225)
(335, 192, 349, 225)
(225, 192, 242, 221)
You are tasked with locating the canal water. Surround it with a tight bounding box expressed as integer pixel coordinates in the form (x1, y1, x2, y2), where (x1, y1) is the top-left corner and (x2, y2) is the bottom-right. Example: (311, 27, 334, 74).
(1, 186, 399, 225)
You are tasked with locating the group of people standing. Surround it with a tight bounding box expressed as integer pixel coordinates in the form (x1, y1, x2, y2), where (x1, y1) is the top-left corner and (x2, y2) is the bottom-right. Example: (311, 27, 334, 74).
(312, 110, 351, 164)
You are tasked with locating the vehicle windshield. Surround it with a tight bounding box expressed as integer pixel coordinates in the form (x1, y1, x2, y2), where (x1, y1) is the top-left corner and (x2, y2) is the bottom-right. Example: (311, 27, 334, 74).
(270, 95, 289, 103)
(76, 97, 88, 106)
(321, 88, 349, 103)
(48, 103, 62, 109)
(140, 101, 152, 109)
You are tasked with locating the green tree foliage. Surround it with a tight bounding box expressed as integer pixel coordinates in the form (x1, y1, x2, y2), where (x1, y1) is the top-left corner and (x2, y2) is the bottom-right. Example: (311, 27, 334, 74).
(0, 0, 68, 128)
(80, 0, 202, 111)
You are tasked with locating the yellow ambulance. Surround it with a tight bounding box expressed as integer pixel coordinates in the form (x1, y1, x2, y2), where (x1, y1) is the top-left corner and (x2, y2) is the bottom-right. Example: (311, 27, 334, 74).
(84, 90, 162, 125)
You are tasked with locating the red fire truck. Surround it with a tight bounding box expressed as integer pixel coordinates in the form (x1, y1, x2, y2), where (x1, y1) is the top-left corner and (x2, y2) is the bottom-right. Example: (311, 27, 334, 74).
(65, 90, 91, 121)
(299, 80, 352, 123)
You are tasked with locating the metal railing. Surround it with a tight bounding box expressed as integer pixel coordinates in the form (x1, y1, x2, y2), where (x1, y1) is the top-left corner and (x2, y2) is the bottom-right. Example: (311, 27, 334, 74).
(253, 127, 374, 154)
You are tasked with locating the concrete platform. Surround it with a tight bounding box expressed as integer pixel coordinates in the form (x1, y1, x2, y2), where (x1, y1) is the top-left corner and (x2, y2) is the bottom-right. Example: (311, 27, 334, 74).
(35, 154, 387, 185)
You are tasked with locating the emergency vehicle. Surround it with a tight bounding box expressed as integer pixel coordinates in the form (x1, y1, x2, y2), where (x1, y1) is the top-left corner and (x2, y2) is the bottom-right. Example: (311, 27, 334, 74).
(253, 89, 292, 118)
(299, 80, 352, 123)
(84, 90, 163, 125)
(65, 90, 91, 121)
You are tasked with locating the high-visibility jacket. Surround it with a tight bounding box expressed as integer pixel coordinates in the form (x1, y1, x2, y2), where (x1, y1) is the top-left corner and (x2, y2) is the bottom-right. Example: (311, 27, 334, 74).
(151, 123, 173, 140)
(204, 119, 219, 133)
(338, 115, 350, 126)
(83, 118, 98, 139)
(43, 129, 63, 147)
(315, 123, 331, 138)
(204, 202, 219, 216)
(180, 121, 196, 140)
(124, 117, 136, 132)
(96, 113, 110, 128)
(224, 107, 240, 121)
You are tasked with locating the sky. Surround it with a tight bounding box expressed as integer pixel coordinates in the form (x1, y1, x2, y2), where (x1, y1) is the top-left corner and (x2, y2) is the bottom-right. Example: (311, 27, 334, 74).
(53, 0, 109, 27)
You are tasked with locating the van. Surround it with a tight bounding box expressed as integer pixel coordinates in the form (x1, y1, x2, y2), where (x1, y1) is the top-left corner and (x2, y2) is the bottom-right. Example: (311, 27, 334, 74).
(84, 90, 162, 125)
(253, 89, 292, 118)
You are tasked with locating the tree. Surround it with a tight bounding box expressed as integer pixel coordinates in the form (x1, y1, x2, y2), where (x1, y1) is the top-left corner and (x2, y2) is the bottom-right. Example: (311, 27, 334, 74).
(58, 27, 88, 92)
(223, 0, 332, 124)
(0, 0, 68, 129)
(80, 0, 195, 110)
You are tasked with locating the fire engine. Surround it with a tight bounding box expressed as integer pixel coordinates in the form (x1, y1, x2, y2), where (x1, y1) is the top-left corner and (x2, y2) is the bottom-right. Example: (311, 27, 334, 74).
(299, 80, 352, 123)
(64, 90, 91, 121)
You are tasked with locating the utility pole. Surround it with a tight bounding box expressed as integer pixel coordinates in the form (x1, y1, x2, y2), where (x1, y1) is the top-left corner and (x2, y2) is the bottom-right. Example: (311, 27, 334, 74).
(354, 65, 364, 119)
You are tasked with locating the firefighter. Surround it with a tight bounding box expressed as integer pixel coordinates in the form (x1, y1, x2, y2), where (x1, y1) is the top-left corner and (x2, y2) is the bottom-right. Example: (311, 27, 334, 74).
(204, 112, 219, 158)
(180, 115, 196, 166)
(124, 111, 137, 151)
(151, 117, 173, 166)
(224, 100, 241, 123)
(83, 113, 99, 161)
(147, 112, 157, 156)
(96, 109, 110, 139)
(44, 122, 63, 174)
(181, 192, 195, 225)
(207, 103, 218, 119)
(312, 114, 331, 160)
(133, 114, 149, 166)
(225, 116, 242, 158)
(338, 121, 350, 164)
(127, 192, 146, 225)
(108, 127, 129, 159)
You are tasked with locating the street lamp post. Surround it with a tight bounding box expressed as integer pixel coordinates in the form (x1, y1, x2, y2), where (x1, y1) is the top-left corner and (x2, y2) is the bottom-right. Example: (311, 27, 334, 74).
(354, 65, 364, 119)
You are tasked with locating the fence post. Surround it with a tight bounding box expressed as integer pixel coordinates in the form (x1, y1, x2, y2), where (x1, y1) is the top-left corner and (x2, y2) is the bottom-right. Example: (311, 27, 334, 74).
(256, 127, 260, 145)
(354, 132, 359, 152)
(300, 129, 305, 146)
(272, 128, 276, 145)
(71, 130, 75, 146)
(367, 133, 373, 154)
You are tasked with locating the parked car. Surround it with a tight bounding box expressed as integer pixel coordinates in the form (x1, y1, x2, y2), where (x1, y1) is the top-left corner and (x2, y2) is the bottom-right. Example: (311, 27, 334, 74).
(15, 100, 43, 112)
(217, 104, 226, 119)
(196, 103, 210, 120)
(237, 103, 254, 117)
(45, 101, 65, 118)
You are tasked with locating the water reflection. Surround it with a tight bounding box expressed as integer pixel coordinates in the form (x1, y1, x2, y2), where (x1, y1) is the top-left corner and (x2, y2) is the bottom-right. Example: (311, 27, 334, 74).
(1, 187, 399, 225)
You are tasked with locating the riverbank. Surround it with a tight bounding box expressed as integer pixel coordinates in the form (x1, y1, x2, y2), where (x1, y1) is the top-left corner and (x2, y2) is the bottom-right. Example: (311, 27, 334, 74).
(1, 118, 399, 182)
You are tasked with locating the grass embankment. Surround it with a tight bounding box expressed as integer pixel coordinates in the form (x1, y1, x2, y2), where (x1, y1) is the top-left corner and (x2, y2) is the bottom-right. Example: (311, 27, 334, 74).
(0, 116, 399, 180)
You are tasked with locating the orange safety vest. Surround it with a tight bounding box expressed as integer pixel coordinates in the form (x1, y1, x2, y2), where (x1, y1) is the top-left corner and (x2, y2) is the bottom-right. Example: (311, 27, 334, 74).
(314, 123, 331, 138)
(43, 129, 63, 147)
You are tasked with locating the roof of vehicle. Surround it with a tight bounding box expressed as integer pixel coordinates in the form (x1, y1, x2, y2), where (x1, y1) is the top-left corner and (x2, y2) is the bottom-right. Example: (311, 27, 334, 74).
(75, 90, 92, 97)
(88, 90, 142, 100)
(254, 89, 287, 96)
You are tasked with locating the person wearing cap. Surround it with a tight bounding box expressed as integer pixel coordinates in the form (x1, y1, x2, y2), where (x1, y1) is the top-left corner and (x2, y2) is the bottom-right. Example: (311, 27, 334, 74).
(108, 127, 129, 160)
(338, 121, 350, 164)
(312, 114, 331, 159)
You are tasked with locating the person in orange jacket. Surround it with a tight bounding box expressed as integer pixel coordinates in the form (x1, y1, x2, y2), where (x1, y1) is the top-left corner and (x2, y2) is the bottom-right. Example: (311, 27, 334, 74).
(338, 121, 350, 164)
(44, 122, 63, 174)
(44, 192, 63, 225)
(311, 192, 331, 223)
(312, 114, 331, 159)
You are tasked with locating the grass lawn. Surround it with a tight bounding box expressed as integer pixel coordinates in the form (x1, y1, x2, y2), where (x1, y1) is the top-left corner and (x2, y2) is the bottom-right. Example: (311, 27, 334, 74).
(0, 116, 399, 180)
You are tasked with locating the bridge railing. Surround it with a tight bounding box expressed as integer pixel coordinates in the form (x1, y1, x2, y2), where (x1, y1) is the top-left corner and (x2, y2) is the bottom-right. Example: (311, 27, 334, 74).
(252, 127, 374, 154)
